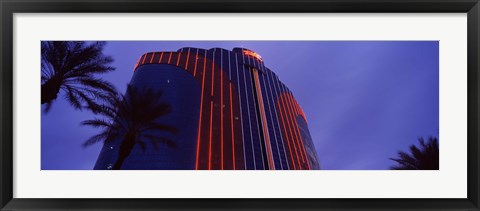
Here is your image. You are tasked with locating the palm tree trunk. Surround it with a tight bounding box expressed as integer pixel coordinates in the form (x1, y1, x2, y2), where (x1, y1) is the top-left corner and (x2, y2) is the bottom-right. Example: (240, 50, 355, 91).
(112, 137, 135, 170)
(41, 79, 61, 104)
(112, 155, 127, 170)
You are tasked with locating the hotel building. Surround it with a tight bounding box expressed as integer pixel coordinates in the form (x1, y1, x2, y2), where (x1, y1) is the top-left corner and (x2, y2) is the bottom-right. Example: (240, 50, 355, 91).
(94, 47, 320, 170)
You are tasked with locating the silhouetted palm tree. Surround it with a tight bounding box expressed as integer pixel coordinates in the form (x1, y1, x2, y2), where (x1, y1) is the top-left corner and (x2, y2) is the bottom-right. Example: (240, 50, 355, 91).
(82, 85, 178, 170)
(41, 41, 116, 112)
(390, 137, 439, 170)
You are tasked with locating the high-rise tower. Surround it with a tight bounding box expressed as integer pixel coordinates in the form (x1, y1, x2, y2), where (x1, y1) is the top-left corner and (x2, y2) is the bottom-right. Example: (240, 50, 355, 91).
(94, 47, 320, 170)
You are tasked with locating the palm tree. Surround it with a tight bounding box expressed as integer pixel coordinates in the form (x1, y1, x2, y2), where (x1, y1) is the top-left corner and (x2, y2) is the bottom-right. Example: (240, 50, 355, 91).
(41, 41, 116, 112)
(81, 85, 178, 170)
(390, 137, 439, 170)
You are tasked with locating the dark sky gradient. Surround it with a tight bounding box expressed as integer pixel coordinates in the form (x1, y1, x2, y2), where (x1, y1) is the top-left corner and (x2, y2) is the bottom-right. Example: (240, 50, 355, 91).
(41, 41, 439, 170)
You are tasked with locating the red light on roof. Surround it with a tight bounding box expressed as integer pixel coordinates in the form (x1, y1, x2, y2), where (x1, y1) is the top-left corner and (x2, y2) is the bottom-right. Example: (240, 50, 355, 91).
(243, 50, 263, 61)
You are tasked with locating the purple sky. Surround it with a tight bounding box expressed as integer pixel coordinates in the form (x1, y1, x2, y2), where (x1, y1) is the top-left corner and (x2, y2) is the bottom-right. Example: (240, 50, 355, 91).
(41, 41, 439, 170)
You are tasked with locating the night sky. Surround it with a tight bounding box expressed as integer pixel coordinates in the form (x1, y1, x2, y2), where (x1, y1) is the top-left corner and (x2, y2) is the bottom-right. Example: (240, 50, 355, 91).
(41, 41, 439, 170)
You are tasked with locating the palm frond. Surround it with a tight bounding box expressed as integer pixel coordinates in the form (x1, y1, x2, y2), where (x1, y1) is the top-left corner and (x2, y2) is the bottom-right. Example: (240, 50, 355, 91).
(41, 41, 116, 112)
(81, 118, 113, 129)
(64, 86, 82, 110)
(83, 131, 110, 147)
(390, 136, 439, 170)
(82, 83, 178, 170)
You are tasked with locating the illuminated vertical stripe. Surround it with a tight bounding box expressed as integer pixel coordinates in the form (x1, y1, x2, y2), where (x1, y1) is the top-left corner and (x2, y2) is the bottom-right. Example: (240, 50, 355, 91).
(176, 53, 181, 66)
(282, 92, 302, 170)
(284, 92, 305, 166)
(283, 94, 301, 169)
(290, 94, 310, 169)
(228, 51, 232, 80)
(149, 52, 155, 63)
(260, 73, 279, 169)
(227, 51, 237, 169)
(288, 94, 311, 170)
(295, 96, 310, 169)
(262, 71, 284, 170)
(208, 50, 216, 170)
(211, 54, 215, 96)
(141, 54, 147, 64)
(195, 51, 207, 170)
(229, 82, 236, 170)
(284, 93, 304, 169)
(208, 101, 214, 170)
(272, 74, 290, 170)
(220, 51, 225, 170)
(220, 58, 224, 170)
(235, 55, 247, 170)
(264, 71, 284, 170)
(287, 93, 306, 169)
(134, 59, 139, 71)
(193, 50, 199, 77)
(284, 93, 307, 169)
(168, 52, 172, 63)
(246, 57, 265, 169)
(185, 49, 191, 69)
(252, 68, 275, 170)
(241, 55, 256, 169)
(158, 52, 164, 63)
(277, 98, 296, 170)
(280, 92, 301, 169)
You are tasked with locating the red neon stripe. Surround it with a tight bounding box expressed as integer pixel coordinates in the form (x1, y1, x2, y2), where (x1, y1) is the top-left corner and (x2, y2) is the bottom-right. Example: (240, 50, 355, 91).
(287, 94, 309, 170)
(211, 62, 215, 96)
(208, 56, 215, 170)
(253, 69, 274, 170)
(281, 94, 301, 169)
(176, 53, 181, 66)
(208, 101, 214, 170)
(149, 52, 155, 63)
(285, 94, 305, 162)
(230, 83, 236, 170)
(193, 54, 199, 77)
(284, 94, 306, 169)
(185, 51, 191, 69)
(195, 55, 206, 170)
(221, 66, 224, 170)
(278, 96, 296, 170)
(286, 95, 303, 169)
(277, 99, 296, 170)
(168, 52, 172, 63)
(289, 95, 311, 170)
(291, 95, 310, 170)
(133, 60, 139, 71)
(158, 52, 164, 63)
(141, 54, 147, 64)
(299, 107, 308, 124)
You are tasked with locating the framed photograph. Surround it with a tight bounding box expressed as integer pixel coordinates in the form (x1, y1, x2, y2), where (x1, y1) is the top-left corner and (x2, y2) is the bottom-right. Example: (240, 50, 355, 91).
(1, 0, 479, 210)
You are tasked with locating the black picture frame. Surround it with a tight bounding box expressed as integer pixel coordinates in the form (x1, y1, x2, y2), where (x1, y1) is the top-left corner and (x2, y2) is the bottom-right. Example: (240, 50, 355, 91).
(1, 0, 479, 210)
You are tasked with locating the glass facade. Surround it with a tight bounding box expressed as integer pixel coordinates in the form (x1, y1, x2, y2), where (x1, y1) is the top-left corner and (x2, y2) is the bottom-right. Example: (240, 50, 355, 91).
(94, 47, 320, 170)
